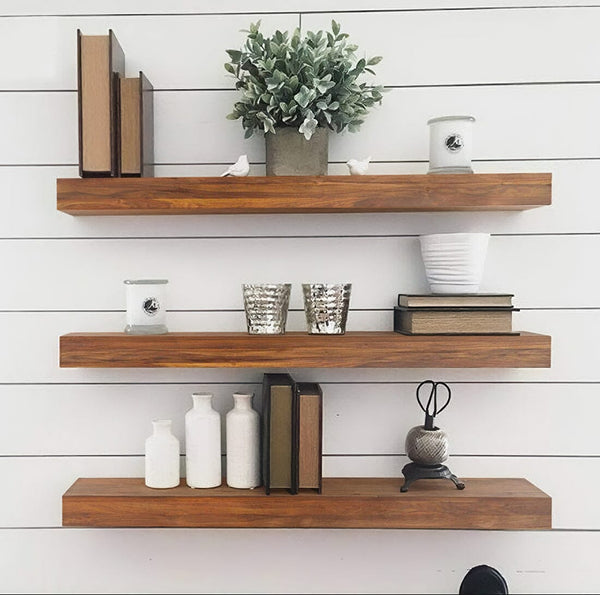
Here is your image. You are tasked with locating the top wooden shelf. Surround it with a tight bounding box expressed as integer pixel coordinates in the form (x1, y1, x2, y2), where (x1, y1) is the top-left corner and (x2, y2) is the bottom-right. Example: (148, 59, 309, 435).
(56, 173, 552, 215)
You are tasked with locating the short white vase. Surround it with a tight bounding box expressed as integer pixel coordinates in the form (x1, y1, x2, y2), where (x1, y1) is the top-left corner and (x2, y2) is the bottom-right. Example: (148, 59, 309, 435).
(419, 232, 490, 294)
(144, 419, 180, 489)
(226, 393, 261, 489)
(185, 393, 222, 488)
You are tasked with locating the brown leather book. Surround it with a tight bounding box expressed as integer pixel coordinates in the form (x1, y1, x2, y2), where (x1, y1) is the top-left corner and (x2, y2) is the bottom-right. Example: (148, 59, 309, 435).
(118, 71, 154, 177)
(394, 306, 517, 335)
(295, 383, 323, 493)
(262, 373, 295, 494)
(77, 29, 125, 177)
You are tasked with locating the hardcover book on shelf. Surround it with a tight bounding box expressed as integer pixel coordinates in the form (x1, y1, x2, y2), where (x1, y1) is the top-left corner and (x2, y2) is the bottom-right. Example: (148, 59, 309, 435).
(397, 294, 514, 309)
(77, 29, 125, 177)
(118, 71, 154, 177)
(262, 373, 296, 495)
(294, 382, 323, 494)
(393, 306, 519, 335)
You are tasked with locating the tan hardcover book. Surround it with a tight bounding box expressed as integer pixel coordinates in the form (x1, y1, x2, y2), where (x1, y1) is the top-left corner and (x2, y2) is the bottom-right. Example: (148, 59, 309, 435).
(77, 29, 125, 177)
(394, 307, 515, 334)
(398, 294, 514, 308)
(119, 72, 154, 177)
(269, 384, 293, 489)
(261, 374, 295, 494)
(295, 383, 323, 492)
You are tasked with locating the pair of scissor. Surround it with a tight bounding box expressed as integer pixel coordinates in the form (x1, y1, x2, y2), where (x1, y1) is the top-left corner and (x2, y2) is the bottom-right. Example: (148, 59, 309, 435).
(416, 380, 452, 430)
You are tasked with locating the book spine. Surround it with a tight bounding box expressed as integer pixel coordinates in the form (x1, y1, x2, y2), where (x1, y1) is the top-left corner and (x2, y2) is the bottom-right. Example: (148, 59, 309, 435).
(291, 383, 300, 495)
(261, 377, 271, 495)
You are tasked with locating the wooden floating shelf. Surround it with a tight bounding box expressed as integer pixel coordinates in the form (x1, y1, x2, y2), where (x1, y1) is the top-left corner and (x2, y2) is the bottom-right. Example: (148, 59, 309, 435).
(56, 173, 552, 215)
(59, 331, 551, 369)
(62, 477, 551, 529)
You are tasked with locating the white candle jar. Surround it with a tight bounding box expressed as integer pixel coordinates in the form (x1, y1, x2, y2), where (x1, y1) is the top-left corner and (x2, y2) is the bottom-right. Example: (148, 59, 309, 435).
(124, 279, 168, 334)
(427, 115, 475, 174)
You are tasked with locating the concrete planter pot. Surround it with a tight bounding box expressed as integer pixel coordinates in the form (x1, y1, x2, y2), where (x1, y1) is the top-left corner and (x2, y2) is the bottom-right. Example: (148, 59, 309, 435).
(265, 127, 329, 176)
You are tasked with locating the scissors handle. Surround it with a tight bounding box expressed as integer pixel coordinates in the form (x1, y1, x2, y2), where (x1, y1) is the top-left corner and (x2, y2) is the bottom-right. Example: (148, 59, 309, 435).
(416, 380, 451, 430)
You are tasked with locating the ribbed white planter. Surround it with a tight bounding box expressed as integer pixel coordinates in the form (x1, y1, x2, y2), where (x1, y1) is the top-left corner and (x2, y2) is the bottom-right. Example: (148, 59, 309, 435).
(419, 233, 490, 294)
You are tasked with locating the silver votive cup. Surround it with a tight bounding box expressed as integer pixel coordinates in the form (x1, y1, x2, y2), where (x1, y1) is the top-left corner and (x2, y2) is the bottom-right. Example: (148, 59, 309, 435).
(242, 283, 291, 334)
(302, 283, 352, 335)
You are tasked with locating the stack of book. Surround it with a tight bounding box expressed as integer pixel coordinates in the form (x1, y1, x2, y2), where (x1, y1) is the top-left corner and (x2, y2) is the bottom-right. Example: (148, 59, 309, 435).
(77, 29, 154, 178)
(261, 374, 323, 495)
(393, 293, 518, 335)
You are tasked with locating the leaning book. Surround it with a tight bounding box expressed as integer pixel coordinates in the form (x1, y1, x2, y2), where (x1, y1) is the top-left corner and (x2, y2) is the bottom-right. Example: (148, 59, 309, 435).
(77, 29, 125, 177)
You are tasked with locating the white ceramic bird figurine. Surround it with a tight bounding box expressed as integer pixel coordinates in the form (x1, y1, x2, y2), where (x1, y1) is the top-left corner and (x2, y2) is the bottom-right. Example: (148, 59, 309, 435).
(220, 154, 250, 177)
(346, 156, 371, 175)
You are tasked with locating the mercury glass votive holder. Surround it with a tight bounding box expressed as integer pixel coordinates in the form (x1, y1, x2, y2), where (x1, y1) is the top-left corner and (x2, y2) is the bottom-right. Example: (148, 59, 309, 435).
(242, 283, 291, 334)
(124, 279, 168, 334)
(302, 283, 352, 335)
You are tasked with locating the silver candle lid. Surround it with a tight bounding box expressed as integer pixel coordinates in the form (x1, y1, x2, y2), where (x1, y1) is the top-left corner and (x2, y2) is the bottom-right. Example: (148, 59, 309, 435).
(427, 115, 476, 125)
(124, 279, 168, 285)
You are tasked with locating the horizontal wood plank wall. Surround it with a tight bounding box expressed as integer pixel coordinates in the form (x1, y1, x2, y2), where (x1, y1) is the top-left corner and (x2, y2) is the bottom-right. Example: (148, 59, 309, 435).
(2, 2, 599, 593)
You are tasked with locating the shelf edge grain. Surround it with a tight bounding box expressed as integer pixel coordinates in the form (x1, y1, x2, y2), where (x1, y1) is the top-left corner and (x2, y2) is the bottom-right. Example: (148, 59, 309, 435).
(59, 331, 551, 369)
(62, 477, 552, 529)
(56, 173, 552, 215)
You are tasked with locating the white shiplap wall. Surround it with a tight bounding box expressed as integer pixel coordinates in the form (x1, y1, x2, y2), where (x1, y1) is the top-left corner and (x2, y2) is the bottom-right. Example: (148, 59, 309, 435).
(1, 2, 599, 593)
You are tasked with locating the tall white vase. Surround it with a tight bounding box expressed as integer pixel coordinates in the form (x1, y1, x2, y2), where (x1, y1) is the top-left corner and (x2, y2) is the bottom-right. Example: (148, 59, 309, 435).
(185, 393, 222, 488)
(226, 392, 261, 489)
(145, 419, 180, 489)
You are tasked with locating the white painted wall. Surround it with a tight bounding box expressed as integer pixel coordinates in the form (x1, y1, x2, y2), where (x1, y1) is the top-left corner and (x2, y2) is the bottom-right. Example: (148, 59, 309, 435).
(0, 1, 598, 593)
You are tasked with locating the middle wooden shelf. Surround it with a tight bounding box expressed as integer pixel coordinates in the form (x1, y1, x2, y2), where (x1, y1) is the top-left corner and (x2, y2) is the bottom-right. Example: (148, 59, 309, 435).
(62, 477, 552, 530)
(59, 331, 551, 368)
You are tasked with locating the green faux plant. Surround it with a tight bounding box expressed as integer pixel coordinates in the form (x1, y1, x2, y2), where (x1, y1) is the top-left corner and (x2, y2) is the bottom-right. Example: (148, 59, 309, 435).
(225, 20, 384, 140)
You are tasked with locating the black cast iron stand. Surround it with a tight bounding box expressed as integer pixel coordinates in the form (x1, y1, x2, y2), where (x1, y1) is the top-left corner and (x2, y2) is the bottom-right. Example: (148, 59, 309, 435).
(400, 462, 465, 492)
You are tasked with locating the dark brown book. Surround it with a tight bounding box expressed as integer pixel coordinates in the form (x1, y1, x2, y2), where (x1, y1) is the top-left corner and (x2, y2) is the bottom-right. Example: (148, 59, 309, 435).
(77, 29, 125, 177)
(262, 373, 295, 495)
(294, 383, 323, 493)
(397, 293, 514, 308)
(118, 71, 154, 177)
(394, 306, 518, 335)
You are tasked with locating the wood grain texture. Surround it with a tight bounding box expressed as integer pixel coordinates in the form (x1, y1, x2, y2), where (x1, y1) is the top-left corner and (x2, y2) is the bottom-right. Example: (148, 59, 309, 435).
(56, 173, 552, 215)
(59, 331, 552, 369)
(62, 477, 552, 529)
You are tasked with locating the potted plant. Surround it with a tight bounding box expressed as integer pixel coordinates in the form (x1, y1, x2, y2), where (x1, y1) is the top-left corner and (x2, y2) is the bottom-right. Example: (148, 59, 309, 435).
(225, 21, 384, 176)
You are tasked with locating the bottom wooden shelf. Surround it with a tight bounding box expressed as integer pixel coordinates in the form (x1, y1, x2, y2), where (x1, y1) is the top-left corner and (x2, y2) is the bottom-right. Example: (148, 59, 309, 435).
(63, 477, 551, 530)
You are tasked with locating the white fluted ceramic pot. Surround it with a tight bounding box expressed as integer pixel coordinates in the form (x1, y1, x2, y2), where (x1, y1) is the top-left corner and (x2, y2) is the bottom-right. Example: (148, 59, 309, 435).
(405, 425, 449, 465)
(145, 419, 180, 489)
(226, 393, 261, 489)
(185, 393, 222, 488)
(419, 233, 490, 294)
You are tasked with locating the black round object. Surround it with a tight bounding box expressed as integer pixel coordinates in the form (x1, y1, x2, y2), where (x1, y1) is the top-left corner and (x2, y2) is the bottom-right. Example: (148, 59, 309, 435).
(459, 565, 509, 594)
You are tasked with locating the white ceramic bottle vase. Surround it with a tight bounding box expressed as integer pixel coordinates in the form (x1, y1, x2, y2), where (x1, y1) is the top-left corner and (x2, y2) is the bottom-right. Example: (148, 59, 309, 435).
(145, 419, 180, 489)
(226, 392, 261, 489)
(185, 393, 222, 488)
